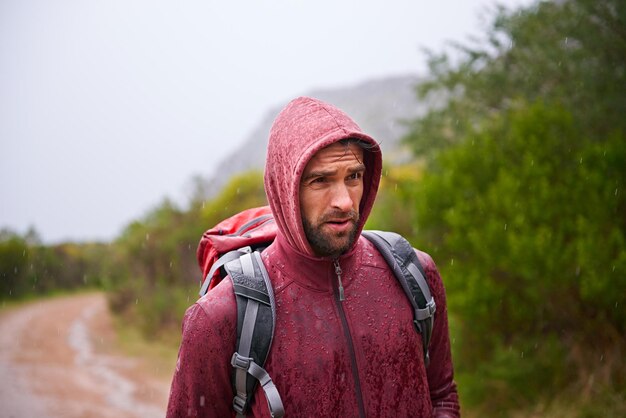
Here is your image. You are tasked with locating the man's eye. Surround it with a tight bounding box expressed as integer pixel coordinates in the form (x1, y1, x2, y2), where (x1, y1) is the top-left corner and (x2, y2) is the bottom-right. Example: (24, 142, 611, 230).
(348, 172, 362, 181)
(312, 177, 326, 184)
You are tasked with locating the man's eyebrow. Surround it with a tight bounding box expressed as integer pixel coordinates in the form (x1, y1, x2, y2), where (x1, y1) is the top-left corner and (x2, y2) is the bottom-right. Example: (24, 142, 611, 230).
(302, 164, 366, 182)
(348, 163, 366, 173)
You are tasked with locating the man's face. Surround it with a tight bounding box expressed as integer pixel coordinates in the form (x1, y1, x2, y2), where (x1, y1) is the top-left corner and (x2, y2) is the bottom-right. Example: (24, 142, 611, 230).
(299, 141, 365, 258)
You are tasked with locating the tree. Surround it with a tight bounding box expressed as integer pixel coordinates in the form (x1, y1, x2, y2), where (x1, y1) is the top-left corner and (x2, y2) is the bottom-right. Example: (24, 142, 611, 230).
(416, 100, 625, 412)
(404, 0, 626, 413)
(406, 0, 626, 160)
(0, 231, 30, 300)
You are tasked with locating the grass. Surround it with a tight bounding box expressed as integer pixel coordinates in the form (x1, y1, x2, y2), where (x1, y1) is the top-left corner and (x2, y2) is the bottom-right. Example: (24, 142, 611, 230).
(111, 312, 181, 381)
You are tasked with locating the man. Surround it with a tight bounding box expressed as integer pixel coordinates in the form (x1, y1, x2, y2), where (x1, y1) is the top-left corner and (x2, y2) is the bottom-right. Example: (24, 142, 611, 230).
(167, 97, 460, 417)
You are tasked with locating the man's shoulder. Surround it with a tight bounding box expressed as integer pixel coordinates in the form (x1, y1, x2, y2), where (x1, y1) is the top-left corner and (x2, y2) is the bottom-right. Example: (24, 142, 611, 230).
(189, 276, 237, 329)
(359, 232, 442, 284)
(414, 248, 437, 271)
(359, 232, 436, 269)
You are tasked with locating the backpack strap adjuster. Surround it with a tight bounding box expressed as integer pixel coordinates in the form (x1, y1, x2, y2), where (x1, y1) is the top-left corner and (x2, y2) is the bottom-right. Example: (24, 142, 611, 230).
(233, 394, 247, 415)
(230, 352, 285, 417)
(231, 352, 253, 370)
(414, 298, 436, 324)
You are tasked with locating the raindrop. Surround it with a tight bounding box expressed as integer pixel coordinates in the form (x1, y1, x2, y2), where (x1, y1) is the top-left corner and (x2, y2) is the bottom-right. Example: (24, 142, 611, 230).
(450, 258, 454, 266)
(145, 233, 150, 241)
(580, 157, 583, 164)
(504, 223, 508, 231)
(615, 188, 619, 196)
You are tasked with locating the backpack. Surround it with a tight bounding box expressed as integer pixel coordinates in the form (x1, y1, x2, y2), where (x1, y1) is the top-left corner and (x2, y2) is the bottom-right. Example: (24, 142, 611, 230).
(196, 206, 436, 418)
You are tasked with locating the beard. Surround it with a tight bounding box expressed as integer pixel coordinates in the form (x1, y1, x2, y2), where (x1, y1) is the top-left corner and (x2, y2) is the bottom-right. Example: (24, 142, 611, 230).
(302, 210, 360, 258)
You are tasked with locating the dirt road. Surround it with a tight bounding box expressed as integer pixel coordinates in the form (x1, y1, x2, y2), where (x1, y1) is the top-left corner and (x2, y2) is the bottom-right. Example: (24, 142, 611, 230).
(0, 293, 173, 418)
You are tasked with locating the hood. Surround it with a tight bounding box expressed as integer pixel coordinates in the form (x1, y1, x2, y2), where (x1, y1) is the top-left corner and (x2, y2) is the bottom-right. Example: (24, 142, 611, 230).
(264, 96, 382, 257)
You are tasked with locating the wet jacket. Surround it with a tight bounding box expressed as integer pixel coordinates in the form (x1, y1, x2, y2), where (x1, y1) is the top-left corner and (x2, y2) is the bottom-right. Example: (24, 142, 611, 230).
(167, 97, 460, 417)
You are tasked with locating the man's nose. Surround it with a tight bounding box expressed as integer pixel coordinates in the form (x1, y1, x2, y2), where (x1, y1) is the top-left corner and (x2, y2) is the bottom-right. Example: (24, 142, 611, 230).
(330, 183, 354, 212)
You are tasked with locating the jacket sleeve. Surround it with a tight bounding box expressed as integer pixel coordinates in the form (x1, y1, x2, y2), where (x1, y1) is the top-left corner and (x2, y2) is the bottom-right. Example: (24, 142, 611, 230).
(417, 250, 461, 418)
(166, 279, 238, 418)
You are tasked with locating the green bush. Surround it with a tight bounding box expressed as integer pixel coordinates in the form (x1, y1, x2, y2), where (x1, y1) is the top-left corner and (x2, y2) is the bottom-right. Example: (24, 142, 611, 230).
(415, 102, 625, 412)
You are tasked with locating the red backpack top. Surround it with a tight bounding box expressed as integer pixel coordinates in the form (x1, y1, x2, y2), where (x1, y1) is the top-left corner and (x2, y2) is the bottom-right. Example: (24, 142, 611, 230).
(196, 205, 276, 294)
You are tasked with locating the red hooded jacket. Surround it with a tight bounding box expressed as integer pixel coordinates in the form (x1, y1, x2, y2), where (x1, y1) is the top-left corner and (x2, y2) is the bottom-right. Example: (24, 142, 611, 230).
(167, 97, 460, 417)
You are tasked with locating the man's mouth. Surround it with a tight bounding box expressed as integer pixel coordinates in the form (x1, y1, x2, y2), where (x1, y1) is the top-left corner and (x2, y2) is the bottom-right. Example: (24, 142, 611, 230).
(323, 218, 355, 233)
(326, 218, 351, 224)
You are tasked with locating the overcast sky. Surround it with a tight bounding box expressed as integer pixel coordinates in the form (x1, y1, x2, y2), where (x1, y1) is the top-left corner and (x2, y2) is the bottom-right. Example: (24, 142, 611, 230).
(1, 0, 533, 243)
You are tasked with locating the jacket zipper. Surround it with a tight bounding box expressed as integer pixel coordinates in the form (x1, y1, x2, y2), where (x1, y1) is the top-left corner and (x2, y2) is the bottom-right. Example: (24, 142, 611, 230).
(332, 259, 366, 418)
(333, 260, 345, 301)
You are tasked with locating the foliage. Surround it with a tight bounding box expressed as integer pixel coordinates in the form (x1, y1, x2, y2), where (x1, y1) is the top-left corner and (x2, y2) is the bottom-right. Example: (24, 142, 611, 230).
(416, 102, 625, 411)
(0, 228, 108, 302)
(406, 0, 626, 160)
(199, 170, 268, 228)
(0, 232, 30, 300)
(366, 163, 422, 238)
(403, 0, 626, 414)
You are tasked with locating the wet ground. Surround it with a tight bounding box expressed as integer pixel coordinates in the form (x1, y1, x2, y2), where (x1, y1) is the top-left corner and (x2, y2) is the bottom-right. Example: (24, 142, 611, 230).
(0, 293, 172, 418)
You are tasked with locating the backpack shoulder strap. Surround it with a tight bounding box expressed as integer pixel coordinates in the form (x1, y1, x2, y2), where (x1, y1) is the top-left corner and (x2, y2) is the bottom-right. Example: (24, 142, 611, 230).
(362, 230, 437, 366)
(224, 251, 284, 418)
(199, 247, 252, 297)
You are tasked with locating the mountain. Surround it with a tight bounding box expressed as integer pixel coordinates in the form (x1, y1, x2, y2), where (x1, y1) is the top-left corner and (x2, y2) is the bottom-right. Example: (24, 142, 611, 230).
(205, 74, 433, 196)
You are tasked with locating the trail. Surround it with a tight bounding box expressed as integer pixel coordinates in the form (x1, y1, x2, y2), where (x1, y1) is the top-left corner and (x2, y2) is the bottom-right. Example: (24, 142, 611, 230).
(0, 293, 173, 418)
